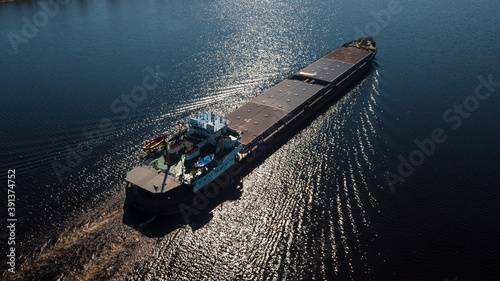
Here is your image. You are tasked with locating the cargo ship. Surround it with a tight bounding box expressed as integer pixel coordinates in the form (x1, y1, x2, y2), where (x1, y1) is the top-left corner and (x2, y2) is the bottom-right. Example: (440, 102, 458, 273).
(125, 37, 377, 214)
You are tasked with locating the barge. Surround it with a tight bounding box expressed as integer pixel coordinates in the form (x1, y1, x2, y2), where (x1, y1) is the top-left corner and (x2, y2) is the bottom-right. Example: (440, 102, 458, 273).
(125, 37, 377, 214)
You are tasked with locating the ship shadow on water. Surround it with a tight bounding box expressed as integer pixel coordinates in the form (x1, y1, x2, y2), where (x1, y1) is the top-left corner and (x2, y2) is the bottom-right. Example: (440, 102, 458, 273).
(122, 64, 376, 237)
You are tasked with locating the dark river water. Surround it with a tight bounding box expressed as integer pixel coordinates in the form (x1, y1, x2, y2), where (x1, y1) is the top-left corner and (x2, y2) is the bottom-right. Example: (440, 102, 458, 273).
(1, 0, 499, 280)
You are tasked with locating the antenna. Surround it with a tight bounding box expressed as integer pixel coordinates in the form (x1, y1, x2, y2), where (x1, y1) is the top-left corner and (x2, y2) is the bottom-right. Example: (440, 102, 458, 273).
(358, 36, 368, 47)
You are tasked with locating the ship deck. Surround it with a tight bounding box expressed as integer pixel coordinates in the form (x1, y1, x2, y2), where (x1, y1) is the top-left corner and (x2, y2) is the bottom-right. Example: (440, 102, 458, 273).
(227, 79, 324, 145)
(126, 166, 182, 193)
(126, 142, 235, 194)
(227, 46, 372, 147)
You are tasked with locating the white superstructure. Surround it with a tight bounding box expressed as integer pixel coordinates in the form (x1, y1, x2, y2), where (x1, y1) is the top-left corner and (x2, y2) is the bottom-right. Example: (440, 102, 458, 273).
(188, 114, 230, 139)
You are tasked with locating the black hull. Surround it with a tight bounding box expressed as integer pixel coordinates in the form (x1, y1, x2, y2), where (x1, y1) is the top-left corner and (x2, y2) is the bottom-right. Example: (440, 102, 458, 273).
(125, 183, 194, 215)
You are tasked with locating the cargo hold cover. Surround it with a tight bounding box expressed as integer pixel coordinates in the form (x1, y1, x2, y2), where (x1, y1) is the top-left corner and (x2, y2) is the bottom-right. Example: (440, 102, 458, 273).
(227, 79, 324, 145)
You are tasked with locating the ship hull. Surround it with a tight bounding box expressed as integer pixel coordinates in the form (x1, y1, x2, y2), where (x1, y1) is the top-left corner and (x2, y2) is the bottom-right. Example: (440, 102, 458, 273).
(125, 182, 194, 215)
(125, 37, 377, 215)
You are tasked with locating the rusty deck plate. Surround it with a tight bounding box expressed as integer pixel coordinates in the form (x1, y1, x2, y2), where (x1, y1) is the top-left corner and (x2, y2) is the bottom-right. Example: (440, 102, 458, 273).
(323, 46, 370, 64)
(228, 102, 289, 145)
(228, 80, 325, 145)
(296, 58, 353, 83)
(268, 83, 324, 112)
